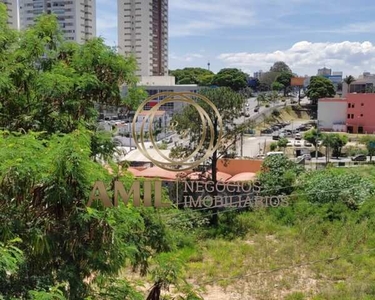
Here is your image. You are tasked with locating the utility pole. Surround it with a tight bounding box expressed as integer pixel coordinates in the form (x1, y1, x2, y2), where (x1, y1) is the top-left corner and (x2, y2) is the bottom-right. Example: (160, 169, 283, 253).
(240, 133, 243, 157)
(315, 120, 319, 170)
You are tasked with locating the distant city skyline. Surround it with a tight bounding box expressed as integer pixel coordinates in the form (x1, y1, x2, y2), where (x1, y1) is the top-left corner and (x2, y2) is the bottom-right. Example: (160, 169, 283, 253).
(3, 1, 375, 76)
(96, 0, 375, 77)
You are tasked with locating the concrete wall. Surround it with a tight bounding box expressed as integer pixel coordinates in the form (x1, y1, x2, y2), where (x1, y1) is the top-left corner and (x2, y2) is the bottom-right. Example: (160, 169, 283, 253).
(318, 99, 347, 131)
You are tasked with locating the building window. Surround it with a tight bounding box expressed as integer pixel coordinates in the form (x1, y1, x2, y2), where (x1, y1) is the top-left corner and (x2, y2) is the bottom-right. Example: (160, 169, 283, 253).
(348, 103, 351, 108)
(352, 104, 355, 108)
(351, 114, 354, 119)
(361, 103, 364, 106)
(347, 114, 351, 119)
(361, 114, 364, 117)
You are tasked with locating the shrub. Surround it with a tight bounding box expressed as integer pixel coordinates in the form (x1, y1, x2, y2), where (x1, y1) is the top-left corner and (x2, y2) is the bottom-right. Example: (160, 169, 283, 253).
(270, 142, 278, 151)
(300, 169, 375, 208)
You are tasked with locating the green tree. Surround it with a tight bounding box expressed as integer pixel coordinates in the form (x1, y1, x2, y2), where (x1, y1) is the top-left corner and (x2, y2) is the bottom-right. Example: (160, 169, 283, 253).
(360, 135, 375, 161)
(199, 74, 215, 86)
(322, 133, 348, 160)
(277, 137, 288, 152)
(212, 68, 248, 91)
(275, 72, 293, 96)
(0, 10, 176, 299)
(0, 11, 138, 134)
(270, 61, 292, 73)
(344, 75, 356, 94)
(306, 76, 336, 105)
(304, 129, 322, 157)
(169, 67, 214, 85)
(258, 155, 304, 196)
(259, 72, 280, 91)
(170, 87, 245, 224)
(272, 81, 284, 92)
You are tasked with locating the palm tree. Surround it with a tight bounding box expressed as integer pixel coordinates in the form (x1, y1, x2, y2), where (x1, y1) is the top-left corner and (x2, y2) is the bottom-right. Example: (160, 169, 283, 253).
(344, 75, 355, 94)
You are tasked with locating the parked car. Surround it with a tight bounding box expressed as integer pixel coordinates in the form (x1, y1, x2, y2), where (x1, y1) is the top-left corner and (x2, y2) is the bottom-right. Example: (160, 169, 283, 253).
(295, 133, 302, 140)
(272, 134, 280, 140)
(266, 151, 284, 157)
(298, 154, 312, 161)
(261, 128, 273, 134)
(351, 154, 367, 162)
(294, 140, 302, 147)
(287, 141, 293, 147)
(254, 106, 260, 112)
(304, 140, 313, 147)
(163, 137, 173, 144)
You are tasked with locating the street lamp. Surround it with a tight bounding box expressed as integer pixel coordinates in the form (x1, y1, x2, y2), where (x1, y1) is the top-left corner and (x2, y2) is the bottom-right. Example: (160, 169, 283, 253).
(315, 120, 320, 170)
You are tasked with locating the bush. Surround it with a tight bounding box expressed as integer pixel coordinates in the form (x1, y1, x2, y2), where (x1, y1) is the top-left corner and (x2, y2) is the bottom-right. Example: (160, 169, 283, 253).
(300, 169, 375, 209)
(270, 142, 278, 151)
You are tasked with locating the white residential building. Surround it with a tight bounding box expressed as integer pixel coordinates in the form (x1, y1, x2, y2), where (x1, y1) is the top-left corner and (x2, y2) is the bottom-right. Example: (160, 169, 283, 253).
(118, 0, 168, 77)
(318, 98, 347, 132)
(19, 0, 96, 43)
(1, 0, 18, 29)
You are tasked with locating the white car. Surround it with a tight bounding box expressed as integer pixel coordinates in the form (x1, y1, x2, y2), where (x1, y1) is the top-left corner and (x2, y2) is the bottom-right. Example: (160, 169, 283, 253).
(298, 154, 312, 160)
(294, 140, 302, 147)
(287, 141, 293, 147)
(304, 140, 313, 147)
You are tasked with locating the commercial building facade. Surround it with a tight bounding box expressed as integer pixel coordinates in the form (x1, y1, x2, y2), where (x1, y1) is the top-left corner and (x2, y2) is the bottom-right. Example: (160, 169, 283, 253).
(121, 76, 200, 113)
(19, 0, 96, 42)
(318, 94, 375, 134)
(1, 0, 18, 29)
(118, 0, 168, 77)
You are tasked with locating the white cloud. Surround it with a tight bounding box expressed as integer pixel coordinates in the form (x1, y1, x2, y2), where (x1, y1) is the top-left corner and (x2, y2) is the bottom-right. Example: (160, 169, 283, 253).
(170, 53, 204, 62)
(169, 0, 256, 37)
(217, 41, 375, 76)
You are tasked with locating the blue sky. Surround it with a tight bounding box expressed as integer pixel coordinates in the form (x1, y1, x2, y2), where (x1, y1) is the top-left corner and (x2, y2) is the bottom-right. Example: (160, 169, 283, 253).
(97, 0, 375, 77)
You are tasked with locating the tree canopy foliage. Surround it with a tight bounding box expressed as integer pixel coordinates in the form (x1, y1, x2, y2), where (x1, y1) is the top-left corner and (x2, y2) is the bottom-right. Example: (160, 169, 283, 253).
(306, 76, 336, 104)
(275, 72, 293, 96)
(270, 61, 292, 73)
(169, 67, 214, 86)
(212, 68, 248, 91)
(0, 8, 187, 299)
(0, 10, 139, 133)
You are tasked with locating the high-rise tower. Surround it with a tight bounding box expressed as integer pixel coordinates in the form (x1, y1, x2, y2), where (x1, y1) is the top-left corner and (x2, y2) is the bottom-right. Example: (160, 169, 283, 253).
(118, 0, 168, 77)
(19, 0, 96, 43)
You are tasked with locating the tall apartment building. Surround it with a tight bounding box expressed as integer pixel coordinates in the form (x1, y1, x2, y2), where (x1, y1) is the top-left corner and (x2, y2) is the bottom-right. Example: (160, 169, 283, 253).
(19, 0, 96, 43)
(118, 0, 168, 77)
(1, 0, 18, 29)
